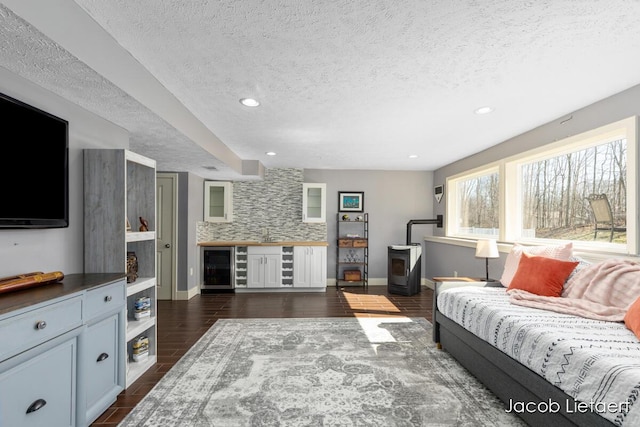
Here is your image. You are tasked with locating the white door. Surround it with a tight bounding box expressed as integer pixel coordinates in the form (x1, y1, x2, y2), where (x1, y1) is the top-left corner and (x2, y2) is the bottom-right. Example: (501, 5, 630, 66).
(156, 174, 177, 300)
(264, 254, 281, 287)
(308, 247, 327, 287)
(293, 246, 310, 287)
(247, 255, 265, 288)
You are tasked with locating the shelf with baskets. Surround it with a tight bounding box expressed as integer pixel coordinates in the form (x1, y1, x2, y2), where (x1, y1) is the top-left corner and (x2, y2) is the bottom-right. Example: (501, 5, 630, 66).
(336, 213, 368, 287)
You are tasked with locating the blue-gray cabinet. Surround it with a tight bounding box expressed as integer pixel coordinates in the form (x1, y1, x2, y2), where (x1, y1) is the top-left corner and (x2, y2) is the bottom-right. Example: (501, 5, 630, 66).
(0, 274, 125, 427)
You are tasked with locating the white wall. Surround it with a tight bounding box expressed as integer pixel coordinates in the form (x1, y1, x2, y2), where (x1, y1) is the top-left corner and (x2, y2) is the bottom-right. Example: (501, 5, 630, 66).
(0, 68, 128, 277)
(304, 169, 434, 282)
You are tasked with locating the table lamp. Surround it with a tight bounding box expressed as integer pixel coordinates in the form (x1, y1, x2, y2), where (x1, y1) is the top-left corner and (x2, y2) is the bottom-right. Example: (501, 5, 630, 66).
(475, 239, 499, 281)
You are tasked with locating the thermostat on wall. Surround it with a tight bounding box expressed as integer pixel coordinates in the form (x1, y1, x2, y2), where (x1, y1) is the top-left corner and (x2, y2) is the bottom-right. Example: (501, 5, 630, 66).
(434, 185, 444, 203)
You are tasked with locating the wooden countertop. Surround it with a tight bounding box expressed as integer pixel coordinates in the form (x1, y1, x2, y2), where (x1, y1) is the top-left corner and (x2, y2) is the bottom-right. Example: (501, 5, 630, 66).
(198, 241, 329, 247)
(0, 272, 125, 316)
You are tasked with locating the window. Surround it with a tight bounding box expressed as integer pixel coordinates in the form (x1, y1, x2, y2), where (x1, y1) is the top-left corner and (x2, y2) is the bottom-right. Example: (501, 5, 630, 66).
(517, 139, 626, 243)
(446, 116, 637, 254)
(447, 166, 500, 238)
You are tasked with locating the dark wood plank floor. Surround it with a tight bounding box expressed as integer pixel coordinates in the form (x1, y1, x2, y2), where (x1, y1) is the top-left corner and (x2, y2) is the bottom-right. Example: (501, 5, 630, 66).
(92, 285, 434, 426)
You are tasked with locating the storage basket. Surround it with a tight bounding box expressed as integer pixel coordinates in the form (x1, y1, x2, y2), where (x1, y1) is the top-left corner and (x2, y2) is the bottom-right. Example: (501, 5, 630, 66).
(344, 270, 362, 281)
(353, 239, 368, 247)
(338, 239, 353, 247)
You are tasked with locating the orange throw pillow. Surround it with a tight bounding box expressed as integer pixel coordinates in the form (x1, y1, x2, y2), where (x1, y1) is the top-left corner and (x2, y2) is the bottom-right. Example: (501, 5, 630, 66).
(507, 253, 579, 297)
(624, 297, 640, 339)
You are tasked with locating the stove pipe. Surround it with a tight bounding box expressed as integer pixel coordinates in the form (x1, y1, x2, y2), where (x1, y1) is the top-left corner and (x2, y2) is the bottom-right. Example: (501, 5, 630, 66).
(406, 215, 443, 245)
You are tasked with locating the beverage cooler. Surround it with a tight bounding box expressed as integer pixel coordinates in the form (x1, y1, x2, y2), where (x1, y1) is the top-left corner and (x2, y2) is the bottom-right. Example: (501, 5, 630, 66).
(201, 246, 235, 291)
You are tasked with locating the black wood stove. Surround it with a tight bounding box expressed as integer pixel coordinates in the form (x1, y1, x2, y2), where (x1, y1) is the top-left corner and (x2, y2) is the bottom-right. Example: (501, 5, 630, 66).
(387, 216, 443, 296)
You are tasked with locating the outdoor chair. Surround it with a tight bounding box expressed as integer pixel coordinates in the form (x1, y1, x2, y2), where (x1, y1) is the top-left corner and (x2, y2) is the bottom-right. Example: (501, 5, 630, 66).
(586, 193, 626, 242)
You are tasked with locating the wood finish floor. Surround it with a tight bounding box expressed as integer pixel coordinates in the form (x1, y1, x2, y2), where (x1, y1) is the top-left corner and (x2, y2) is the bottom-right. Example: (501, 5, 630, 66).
(92, 285, 434, 426)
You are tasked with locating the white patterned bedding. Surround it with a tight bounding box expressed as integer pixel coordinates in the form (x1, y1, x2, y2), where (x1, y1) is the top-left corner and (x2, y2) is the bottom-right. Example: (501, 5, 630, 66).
(437, 286, 640, 426)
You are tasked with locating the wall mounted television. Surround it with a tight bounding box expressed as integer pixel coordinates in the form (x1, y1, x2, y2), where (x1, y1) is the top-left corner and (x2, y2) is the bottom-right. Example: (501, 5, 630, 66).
(0, 92, 69, 228)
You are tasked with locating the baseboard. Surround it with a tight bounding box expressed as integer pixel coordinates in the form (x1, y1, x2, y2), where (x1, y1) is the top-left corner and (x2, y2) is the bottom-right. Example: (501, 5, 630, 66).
(175, 286, 200, 300)
(328, 278, 435, 289)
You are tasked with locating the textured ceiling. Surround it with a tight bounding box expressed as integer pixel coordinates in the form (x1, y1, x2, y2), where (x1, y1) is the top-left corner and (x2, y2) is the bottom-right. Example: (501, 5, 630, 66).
(3, 1, 640, 180)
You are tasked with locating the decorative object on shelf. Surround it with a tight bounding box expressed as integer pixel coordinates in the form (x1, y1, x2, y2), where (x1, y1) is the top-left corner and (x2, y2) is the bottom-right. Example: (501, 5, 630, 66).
(344, 270, 362, 281)
(356, 215, 363, 221)
(134, 296, 151, 320)
(139, 216, 149, 232)
(126, 251, 138, 283)
(0, 270, 64, 294)
(342, 214, 350, 221)
(475, 239, 499, 281)
(338, 191, 364, 212)
(126, 218, 132, 231)
(132, 335, 149, 362)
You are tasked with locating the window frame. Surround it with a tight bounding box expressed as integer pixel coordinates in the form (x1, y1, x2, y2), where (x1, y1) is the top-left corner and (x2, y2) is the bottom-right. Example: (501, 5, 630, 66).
(445, 116, 638, 255)
(446, 164, 501, 239)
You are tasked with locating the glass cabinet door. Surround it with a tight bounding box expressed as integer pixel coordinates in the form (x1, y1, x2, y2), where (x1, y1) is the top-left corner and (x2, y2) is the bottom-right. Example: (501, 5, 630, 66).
(204, 181, 233, 222)
(302, 183, 326, 223)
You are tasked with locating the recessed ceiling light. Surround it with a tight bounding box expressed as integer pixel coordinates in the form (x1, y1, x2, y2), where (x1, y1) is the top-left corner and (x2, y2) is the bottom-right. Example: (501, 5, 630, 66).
(408, 154, 418, 159)
(265, 151, 276, 156)
(240, 98, 260, 107)
(475, 106, 494, 115)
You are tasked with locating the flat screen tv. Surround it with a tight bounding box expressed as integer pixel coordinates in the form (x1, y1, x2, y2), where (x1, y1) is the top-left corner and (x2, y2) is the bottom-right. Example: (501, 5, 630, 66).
(0, 92, 69, 228)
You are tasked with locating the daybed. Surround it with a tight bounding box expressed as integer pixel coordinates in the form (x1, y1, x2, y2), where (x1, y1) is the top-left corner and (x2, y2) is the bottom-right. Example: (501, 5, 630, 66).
(432, 246, 640, 427)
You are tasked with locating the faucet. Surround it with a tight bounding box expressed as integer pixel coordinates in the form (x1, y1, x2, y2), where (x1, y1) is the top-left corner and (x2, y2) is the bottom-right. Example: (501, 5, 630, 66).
(262, 228, 273, 242)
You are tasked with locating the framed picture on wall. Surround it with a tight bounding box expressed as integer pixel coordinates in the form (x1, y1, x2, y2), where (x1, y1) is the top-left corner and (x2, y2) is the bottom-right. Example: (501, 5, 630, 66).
(338, 191, 364, 212)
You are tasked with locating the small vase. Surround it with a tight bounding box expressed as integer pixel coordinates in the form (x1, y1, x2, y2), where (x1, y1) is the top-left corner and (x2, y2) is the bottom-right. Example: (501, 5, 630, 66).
(126, 251, 138, 283)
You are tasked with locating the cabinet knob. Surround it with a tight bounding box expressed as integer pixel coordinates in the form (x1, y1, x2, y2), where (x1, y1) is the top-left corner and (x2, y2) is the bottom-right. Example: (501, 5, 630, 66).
(26, 398, 47, 414)
(104, 295, 113, 302)
(97, 352, 110, 362)
(35, 320, 47, 330)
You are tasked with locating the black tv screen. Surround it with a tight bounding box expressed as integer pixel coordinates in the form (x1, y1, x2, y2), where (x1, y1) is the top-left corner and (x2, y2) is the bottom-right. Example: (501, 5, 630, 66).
(0, 92, 69, 228)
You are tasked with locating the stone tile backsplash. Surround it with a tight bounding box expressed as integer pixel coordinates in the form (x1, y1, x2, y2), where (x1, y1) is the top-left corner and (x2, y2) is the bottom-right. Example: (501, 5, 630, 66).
(197, 168, 327, 242)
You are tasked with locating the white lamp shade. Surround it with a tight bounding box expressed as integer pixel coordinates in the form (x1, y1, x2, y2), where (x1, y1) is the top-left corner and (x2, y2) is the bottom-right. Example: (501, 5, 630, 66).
(475, 239, 499, 258)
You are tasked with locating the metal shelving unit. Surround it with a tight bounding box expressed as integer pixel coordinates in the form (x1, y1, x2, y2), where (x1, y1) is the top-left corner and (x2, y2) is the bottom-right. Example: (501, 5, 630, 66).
(336, 212, 368, 287)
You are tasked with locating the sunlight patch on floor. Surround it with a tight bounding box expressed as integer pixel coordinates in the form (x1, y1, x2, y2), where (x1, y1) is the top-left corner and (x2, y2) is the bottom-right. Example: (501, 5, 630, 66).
(341, 291, 402, 313)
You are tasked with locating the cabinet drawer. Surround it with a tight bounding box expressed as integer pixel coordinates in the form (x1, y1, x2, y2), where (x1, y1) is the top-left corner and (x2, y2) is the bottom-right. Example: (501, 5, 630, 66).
(0, 296, 82, 361)
(85, 280, 126, 320)
(247, 246, 282, 255)
(0, 337, 76, 427)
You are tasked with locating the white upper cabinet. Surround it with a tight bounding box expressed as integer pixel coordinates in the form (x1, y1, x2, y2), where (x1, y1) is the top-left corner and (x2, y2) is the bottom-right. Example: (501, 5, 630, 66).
(204, 181, 233, 222)
(302, 183, 326, 223)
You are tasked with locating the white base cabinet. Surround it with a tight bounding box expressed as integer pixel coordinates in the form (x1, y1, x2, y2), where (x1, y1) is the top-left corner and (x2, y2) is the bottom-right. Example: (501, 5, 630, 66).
(294, 246, 327, 287)
(247, 246, 282, 288)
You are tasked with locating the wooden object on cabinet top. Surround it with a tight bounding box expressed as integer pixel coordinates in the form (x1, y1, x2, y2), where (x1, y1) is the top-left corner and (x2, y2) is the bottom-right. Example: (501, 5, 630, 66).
(199, 241, 329, 247)
(0, 273, 125, 316)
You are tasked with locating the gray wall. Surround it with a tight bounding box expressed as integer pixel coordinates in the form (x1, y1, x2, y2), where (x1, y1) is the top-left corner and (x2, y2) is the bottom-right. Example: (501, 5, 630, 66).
(426, 83, 640, 280)
(197, 168, 327, 242)
(304, 169, 434, 281)
(0, 67, 127, 278)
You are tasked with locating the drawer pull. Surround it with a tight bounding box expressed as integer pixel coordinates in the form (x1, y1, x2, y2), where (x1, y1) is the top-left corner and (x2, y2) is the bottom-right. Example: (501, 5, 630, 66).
(104, 295, 113, 302)
(97, 352, 109, 362)
(35, 320, 47, 330)
(26, 398, 47, 414)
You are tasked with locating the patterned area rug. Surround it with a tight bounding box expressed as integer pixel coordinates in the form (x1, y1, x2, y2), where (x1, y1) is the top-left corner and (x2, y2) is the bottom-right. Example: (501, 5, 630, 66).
(118, 317, 525, 426)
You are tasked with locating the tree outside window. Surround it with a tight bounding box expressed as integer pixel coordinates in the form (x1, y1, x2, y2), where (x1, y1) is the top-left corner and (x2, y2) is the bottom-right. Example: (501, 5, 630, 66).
(519, 139, 626, 243)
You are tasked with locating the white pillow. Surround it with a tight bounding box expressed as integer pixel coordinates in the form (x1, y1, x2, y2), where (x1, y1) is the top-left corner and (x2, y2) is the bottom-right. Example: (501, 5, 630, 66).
(500, 242, 573, 287)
